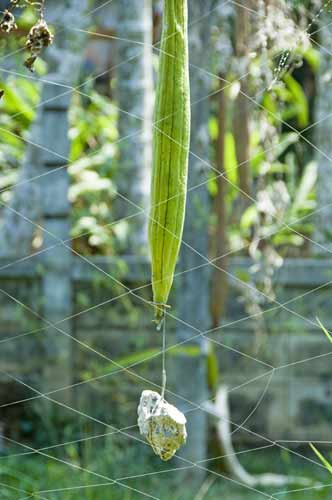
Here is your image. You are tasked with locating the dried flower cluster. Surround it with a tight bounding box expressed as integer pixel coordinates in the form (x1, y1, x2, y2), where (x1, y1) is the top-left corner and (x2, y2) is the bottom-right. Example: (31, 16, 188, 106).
(0, 0, 53, 72)
(24, 18, 53, 71)
(0, 10, 17, 33)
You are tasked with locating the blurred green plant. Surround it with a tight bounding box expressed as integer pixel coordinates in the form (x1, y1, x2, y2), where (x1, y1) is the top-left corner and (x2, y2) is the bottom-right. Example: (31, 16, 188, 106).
(0, 75, 39, 202)
(68, 90, 119, 255)
(304, 320, 332, 478)
(0, 70, 123, 254)
(1, 445, 331, 499)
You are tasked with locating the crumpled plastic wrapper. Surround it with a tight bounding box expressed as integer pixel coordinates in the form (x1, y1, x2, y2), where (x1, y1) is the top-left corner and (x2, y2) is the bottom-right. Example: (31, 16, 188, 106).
(137, 390, 187, 461)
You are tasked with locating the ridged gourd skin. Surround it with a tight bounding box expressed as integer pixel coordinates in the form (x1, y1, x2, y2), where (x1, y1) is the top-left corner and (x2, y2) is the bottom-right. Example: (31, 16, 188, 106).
(149, 0, 190, 324)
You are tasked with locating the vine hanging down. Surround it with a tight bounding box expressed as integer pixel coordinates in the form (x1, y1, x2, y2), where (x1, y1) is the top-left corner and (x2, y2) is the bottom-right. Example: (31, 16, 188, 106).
(137, 0, 191, 462)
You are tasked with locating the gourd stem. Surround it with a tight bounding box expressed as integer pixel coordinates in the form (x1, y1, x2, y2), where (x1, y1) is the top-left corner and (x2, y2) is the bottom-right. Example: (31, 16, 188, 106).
(161, 310, 167, 400)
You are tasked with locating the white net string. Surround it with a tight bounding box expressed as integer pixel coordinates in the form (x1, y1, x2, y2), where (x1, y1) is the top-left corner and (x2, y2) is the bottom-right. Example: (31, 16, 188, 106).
(0, 0, 332, 497)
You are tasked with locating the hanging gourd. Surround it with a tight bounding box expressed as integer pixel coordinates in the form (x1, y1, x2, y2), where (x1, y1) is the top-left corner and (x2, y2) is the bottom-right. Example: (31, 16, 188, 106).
(149, 0, 191, 327)
(137, 0, 190, 461)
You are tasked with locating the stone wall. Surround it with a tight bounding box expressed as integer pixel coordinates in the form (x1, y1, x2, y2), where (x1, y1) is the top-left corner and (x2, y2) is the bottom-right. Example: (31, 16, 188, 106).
(0, 256, 331, 444)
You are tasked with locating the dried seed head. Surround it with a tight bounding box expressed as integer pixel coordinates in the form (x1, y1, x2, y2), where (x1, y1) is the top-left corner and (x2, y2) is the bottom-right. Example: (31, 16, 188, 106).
(10, 0, 39, 7)
(24, 18, 53, 71)
(0, 10, 17, 33)
(24, 55, 38, 72)
(26, 18, 53, 52)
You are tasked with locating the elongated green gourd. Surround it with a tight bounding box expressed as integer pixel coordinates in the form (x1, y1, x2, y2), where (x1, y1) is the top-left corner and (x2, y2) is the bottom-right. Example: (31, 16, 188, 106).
(149, 0, 190, 324)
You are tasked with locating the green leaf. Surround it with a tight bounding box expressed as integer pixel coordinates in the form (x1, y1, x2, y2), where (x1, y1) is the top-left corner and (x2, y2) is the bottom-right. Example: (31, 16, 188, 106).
(207, 174, 217, 197)
(224, 132, 238, 185)
(262, 92, 277, 114)
(209, 116, 218, 141)
(283, 73, 309, 127)
(87, 345, 203, 380)
(310, 443, 332, 474)
(0, 81, 34, 123)
(290, 161, 317, 217)
(302, 47, 320, 72)
(316, 317, 332, 344)
(241, 205, 258, 231)
(207, 344, 219, 393)
(272, 232, 303, 247)
(273, 133, 299, 159)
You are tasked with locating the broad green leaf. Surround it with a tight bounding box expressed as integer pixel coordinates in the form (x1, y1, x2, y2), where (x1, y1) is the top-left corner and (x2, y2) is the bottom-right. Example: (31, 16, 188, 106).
(86, 345, 203, 380)
(0, 82, 34, 123)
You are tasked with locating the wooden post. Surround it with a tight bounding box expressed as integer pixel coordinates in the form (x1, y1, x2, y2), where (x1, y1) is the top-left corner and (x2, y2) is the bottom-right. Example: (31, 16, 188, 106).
(210, 78, 229, 330)
(115, 0, 154, 253)
(233, 0, 252, 211)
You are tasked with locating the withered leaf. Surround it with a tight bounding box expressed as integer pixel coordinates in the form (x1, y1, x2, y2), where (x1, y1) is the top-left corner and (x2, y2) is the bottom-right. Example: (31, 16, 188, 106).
(24, 56, 37, 72)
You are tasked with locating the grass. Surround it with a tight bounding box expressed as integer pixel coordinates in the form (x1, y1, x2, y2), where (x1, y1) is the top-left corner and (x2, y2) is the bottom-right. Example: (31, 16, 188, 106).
(1, 436, 332, 499)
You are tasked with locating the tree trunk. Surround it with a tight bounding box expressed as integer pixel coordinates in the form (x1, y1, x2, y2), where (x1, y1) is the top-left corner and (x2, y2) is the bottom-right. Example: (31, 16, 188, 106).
(174, 0, 215, 485)
(115, 0, 154, 253)
(313, 15, 332, 254)
(233, 0, 252, 213)
(210, 78, 228, 330)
